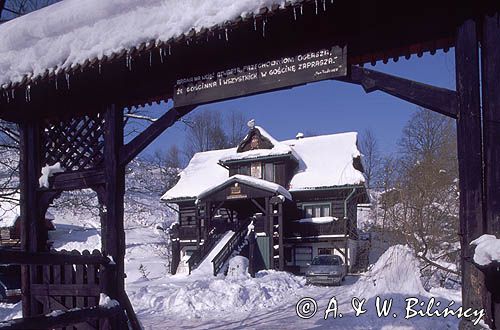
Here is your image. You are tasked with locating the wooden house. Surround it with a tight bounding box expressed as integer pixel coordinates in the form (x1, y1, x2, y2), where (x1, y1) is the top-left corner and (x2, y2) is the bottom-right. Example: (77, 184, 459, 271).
(162, 122, 369, 275)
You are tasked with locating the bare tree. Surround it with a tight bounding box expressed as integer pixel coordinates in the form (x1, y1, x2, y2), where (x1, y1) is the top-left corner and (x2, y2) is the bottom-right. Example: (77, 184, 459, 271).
(359, 128, 380, 189)
(378, 108, 460, 288)
(184, 109, 248, 159)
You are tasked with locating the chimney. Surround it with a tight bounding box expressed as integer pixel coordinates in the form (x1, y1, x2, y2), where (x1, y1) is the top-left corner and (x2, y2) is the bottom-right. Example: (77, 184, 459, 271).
(296, 132, 304, 140)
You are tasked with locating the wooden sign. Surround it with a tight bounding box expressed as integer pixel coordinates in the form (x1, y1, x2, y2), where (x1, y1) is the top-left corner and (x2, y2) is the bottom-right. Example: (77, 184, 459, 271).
(173, 46, 347, 106)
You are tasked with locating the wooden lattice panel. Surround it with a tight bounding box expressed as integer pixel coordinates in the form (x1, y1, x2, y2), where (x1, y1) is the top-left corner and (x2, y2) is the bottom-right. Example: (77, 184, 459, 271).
(42, 114, 105, 171)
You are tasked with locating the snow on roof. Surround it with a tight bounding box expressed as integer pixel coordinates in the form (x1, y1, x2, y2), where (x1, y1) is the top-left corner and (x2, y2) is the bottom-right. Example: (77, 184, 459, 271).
(0, 198, 19, 228)
(162, 130, 365, 201)
(283, 132, 365, 191)
(161, 148, 234, 201)
(220, 126, 295, 162)
(0, 0, 291, 88)
(197, 174, 292, 201)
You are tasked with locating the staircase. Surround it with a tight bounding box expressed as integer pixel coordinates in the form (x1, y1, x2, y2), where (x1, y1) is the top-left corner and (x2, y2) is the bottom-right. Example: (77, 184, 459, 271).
(186, 220, 250, 275)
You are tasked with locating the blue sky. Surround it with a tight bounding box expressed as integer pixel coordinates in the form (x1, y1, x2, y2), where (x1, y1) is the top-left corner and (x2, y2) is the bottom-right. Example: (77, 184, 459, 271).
(141, 50, 456, 159)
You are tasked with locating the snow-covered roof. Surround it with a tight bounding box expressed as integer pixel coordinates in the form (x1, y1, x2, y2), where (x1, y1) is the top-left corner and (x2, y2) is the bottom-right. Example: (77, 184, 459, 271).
(220, 126, 295, 163)
(162, 130, 365, 201)
(197, 174, 292, 201)
(162, 148, 235, 201)
(0, 198, 20, 228)
(0, 0, 293, 88)
(282, 132, 365, 191)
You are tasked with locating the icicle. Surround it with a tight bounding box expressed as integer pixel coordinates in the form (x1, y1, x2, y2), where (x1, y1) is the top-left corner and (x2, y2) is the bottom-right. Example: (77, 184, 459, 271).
(300, 5, 303, 15)
(293, 7, 297, 20)
(225, 28, 229, 41)
(323, 0, 326, 11)
(98, 62, 102, 74)
(55, 76, 58, 90)
(126, 55, 132, 71)
(168, 44, 171, 56)
(160, 48, 164, 64)
(331, 0, 334, 3)
(11, 89, 14, 100)
(254, 17, 257, 31)
(4, 90, 9, 103)
(149, 52, 152, 66)
(315, 0, 318, 14)
(65, 73, 70, 89)
(25, 85, 31, 102)
(262, 19, 267, 38)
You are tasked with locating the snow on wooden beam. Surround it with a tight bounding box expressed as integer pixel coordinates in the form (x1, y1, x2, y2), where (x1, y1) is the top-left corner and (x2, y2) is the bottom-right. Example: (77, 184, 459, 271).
(341, 66, 458, 118)
(0, 249, 111, 265)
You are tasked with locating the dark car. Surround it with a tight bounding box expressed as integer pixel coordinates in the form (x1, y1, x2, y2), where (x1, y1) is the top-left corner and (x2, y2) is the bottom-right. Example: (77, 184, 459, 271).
(305, 255, 346, 286)
(0, 265, 22, 303)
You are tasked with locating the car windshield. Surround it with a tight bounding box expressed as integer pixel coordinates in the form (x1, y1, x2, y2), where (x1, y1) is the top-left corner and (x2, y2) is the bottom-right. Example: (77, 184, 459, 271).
(311, 256, 340, 266)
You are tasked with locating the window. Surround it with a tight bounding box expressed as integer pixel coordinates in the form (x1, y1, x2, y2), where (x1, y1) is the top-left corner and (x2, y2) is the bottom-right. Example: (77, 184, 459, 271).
(303, 203, 331, 218)
(264, 163, 274, 181)
(318, 248, 333, 255)
(239, 165, 250, 176)
(250, 162, 262, 178)
(295, 247, 313, 266)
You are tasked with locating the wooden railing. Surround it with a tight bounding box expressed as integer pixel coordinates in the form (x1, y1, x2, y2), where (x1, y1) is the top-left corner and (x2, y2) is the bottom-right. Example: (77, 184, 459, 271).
(187, 230, 222, 273)
(211, 220, 250, 276)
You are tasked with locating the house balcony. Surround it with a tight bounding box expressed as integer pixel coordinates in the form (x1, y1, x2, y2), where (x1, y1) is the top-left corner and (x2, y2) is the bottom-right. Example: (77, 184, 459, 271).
(284, 217, 347, 238)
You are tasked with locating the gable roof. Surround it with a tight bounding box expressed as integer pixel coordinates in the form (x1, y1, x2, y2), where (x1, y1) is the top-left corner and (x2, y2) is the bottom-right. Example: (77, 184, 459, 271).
(0, 0, 293, 89)
(197, 174, 292, 201)
(161, 130, 365, 201)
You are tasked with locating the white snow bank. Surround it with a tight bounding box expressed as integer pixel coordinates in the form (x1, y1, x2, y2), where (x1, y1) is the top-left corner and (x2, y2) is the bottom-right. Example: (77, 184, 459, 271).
(471, 234, 500, 266)
(0, 303, 21, 323)
(0, 0, 293, 87)
(129, 270, 305, 319)
(352, 245, 427, 298)
(226, 256, 250, 278)
(296, 216, 338, 224)
(39, 162, 64, 188)
(196, 175, 292, 201)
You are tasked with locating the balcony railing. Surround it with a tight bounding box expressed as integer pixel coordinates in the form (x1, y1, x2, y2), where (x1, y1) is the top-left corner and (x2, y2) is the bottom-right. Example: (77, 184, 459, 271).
(285, 218, 347, 238)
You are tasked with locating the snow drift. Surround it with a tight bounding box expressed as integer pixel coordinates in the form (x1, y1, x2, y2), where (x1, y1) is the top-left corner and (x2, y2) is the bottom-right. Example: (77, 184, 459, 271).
(129, 270, 305, 319)
(351, 245, 428, 298)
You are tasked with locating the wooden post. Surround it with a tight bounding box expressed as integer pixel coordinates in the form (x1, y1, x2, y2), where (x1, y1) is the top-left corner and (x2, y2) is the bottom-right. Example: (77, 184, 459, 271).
(278, 203, 284, 271)
(101, 105, 126, 330)
(18, 120, 43, 317)
(455, 18, 487, 329)
(266, 197, 273, 269)
(248, 229, 256, 277)
(480, 12, 500, 328)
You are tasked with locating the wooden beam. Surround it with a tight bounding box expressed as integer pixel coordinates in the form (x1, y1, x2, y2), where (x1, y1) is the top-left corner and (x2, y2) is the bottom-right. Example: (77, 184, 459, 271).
(0, 305, 123, 330)
(0, 250, 110, 265)
(120, 105, 196, 166)
(43, 169, 105, 191)
(101, 104, 126, 324)
(480, 12, 500, 329)
(18, 120, 43, 317)
(455, 18, 487, 330)
(340, 66, 458, 118)
(251, 198, 266, 214)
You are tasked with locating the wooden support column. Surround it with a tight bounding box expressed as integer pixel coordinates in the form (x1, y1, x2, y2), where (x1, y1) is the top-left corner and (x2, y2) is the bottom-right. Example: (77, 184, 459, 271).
(480, 12, 500, 329)
(101, 105, 125, 299)
(278, 203, 284, 271)
(266, 197, 273, 269)
(19, 120, 43, 317)
(455, 18, 487, 329)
